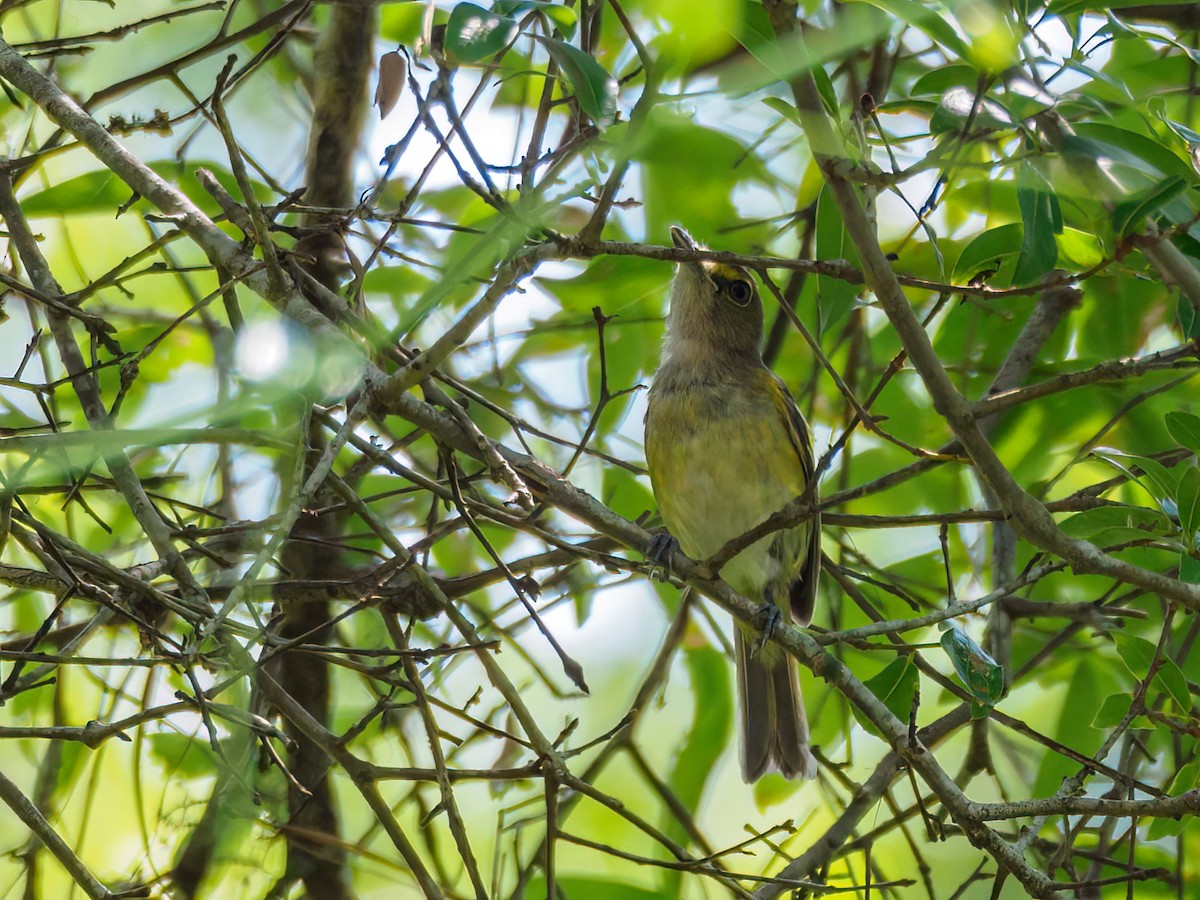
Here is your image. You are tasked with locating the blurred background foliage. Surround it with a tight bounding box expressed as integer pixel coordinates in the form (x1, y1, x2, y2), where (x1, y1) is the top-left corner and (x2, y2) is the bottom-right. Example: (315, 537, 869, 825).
(1, 0, 1200, 896)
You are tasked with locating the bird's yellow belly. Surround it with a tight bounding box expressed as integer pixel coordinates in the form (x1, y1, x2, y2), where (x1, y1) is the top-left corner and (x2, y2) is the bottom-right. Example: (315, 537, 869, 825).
(646, 396, 805, 599)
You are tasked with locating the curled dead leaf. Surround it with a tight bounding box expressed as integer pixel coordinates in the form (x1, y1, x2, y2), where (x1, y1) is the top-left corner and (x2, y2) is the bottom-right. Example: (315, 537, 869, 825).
(375, 50, 406, 119)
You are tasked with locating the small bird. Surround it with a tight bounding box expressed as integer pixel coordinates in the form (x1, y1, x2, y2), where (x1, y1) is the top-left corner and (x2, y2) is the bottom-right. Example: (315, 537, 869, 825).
(644, 226, 821, 782)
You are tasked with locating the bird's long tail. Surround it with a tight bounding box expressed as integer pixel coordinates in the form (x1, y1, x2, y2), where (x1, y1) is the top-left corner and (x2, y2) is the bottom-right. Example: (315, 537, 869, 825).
(735, 628, 817, 781)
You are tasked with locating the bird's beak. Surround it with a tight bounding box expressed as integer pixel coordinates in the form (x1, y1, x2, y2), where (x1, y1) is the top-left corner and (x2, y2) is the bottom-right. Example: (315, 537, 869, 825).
(669, 226, 710, 286)
(670, 225, 697, 252)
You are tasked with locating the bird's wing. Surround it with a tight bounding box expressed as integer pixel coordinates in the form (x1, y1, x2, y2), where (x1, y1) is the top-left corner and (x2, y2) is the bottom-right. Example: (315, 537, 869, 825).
(768, 374, 821, 626)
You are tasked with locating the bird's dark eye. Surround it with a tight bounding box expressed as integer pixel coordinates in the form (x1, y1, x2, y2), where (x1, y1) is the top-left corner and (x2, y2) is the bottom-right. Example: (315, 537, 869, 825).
(727, 279, 753, 306)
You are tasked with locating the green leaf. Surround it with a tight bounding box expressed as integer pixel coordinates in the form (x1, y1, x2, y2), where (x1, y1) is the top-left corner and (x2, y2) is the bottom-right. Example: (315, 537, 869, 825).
(1148, 816, 1189, 839)
(854, 655, 919, 737)
(1092, 694, 1124, 729)
(493, 0, 577, 36)
(1013, 161, 1061, 285)
(1181, 552, 1200, 584)
(381, 2, 433, 42)
(631, 110, 767, 242)
(445, 3, 519, 64)
(19, 161, 273, 218)
(1112, 632, 1192, 714)
(146, 732, 217, 780)
(524, 878, 663, 900)
(815, 183, 860, 330)
(1111, 176, 1188, 237)
(851, 0, 968, 59)
(1113, 631, 1159, 678)
(1176, 466, 1200, 543)
(811, 61, 840, 121)
(911, 64, 978, 97)
(930, 87, 1013, 135)
(1092, 450, 1179, 512)
(1159, 658, 1194, 715)
(952, 222, 1022, 283)
(940, 626, 1005, 718)
(652, 0, 742, 70)
(1048, 0, 1182, 14)
(1057, 226, 1105, 269)
(1170, 758, 1200, 793)
(669, 644, 730, 808)
(1074, 123, 1198, 184)
(533, 36, 617, 127)
(761, 95, 800, 126)
(1035, 659, 1110, 795)
(19, 169, 147, 217)
(1091, 693, 1151, 729)
(1180, 293, 1200, 340)
(1166, 412, 1200, 456)
(1058, 505, 1169, 544)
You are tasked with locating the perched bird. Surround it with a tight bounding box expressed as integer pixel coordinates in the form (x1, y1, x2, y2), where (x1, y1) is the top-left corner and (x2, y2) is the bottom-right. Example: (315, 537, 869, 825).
(644, 226, 821, 782)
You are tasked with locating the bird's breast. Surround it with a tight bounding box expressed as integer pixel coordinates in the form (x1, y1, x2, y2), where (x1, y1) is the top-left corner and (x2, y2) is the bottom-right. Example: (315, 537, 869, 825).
(645, 378, 807, 596)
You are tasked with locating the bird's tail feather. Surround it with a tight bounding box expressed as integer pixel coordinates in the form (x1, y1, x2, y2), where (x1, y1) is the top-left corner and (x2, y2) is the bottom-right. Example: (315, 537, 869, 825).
(735, 628, 817, 782)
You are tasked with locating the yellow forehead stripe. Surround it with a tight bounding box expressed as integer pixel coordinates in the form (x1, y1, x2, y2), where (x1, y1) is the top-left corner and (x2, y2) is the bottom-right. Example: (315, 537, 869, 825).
(707, 262, 750, 280)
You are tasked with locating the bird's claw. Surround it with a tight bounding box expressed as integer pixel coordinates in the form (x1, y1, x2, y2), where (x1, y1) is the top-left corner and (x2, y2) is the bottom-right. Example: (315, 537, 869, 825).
(751, 603, 782, 659)
(646, 532, 680, 581)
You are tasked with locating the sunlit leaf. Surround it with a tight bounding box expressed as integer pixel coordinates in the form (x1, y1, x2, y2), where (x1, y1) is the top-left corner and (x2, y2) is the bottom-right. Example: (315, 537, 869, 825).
(445, 3, 518, 63)
(1013, 160, 1060, 285)
(533, 35, 618, 127)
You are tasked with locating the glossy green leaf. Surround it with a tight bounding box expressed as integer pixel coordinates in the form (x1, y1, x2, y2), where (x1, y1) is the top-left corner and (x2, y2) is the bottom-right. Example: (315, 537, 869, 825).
(1074, 123, 1198, 183)
(940, 626, 1005, 718)
(533, 36, 617, 127)
(445, 3, 519, 63)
